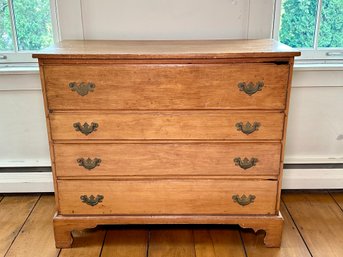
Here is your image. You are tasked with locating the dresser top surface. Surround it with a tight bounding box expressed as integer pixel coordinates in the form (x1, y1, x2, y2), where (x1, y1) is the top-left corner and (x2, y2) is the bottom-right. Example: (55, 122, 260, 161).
(33, 39, 300, 60)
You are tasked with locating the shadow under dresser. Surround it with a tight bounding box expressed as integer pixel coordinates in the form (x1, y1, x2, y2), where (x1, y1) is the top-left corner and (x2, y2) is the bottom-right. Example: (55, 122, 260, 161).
(33, 39, 300, 248)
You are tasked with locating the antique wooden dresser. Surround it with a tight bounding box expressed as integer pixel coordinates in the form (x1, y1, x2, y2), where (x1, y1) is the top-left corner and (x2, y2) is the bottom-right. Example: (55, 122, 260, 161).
(33, 40, 299, 248)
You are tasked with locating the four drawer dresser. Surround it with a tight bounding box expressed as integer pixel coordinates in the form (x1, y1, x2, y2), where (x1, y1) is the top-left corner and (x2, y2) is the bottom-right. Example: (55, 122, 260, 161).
(33, 40, 300, 248)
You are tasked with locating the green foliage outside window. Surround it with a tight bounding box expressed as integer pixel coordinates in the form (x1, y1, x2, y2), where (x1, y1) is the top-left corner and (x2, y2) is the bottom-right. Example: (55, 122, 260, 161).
(318, 0, 343, 47)
(0, 0, 53, 51)
(279, 0, 343, 48)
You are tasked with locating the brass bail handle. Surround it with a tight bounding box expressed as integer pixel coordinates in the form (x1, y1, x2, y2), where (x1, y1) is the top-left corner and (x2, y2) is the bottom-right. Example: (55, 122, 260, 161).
(234, 157, 258, 170)
(237, 81, 264, 96)
(232, 194, 256, 206)
(73, 122, 99, 136)
(236, 121, 260, 135)
(77, 158, 101, 170)
(69, 82, 95, 96)
(80, 194, 104, 206)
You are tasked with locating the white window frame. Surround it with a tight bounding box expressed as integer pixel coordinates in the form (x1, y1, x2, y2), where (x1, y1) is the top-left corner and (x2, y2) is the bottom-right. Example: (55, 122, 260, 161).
(273, 0, 343, 64)
(0, 0, 60, 64)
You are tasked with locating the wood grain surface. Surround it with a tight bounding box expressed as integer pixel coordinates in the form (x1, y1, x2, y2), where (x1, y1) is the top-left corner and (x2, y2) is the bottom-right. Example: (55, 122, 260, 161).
(33, 39, 300, 59)
(241, 201, 311, 257)
(330, 191, 343, 210)
(54, 142, 281, 177)
(44, 63, 288, 110)
(50, 111, 284, 140)
(57, 179, 277, 215)
(58, 229, 106, 257)
(5, 195, 59, 257)
(282, 191, 343, 257)
(0, 195, 39, 257)
(101, 229, 148, 257)
(149, 229, 196, 257)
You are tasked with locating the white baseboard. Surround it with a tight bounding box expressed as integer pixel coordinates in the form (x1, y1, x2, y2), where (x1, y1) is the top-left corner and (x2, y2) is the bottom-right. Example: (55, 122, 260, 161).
(281, 168, 343, 189)
(0, 172, 54, 193)
(0, 169, 342, 193)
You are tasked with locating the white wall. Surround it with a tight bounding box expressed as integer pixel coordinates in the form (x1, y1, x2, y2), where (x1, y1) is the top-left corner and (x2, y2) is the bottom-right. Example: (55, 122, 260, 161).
(57, 0, 274, 40)
(286, 70, 343, 164)
(0, 72, 50, 167)
(0, 0, 342, 168)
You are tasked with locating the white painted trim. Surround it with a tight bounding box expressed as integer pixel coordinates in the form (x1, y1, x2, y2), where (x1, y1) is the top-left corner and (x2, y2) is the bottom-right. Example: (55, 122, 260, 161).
(272, 0, 281, 41)
(0, 160, 51, 167)
(0, 65, 39, 74)
(294, 63, 343, 71)
(50, 0, 61, 43)
(247, 0, 274, 39)
(0, 169, 342, 193)
(0, 172, 53, 193)
(284, 157, 343, 164)
(56, 0, 84, 40)
(282, 169, 343, 189)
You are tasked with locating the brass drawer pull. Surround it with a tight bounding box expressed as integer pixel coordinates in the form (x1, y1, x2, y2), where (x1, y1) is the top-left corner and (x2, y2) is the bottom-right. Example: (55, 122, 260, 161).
(69, 82, 95, 96)
(80, 194, 104, 206)
(236, 121, 260, 135)
(73, 122, 98, 135)
(234, 157, 258, 170)
(232, 194, 256, 206)
(238, 81, 264, 96)
(77, 158, 101, 170)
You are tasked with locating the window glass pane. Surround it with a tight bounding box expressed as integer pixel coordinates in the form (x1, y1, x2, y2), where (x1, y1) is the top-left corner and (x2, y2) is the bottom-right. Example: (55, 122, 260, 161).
(12, 0, 53, 51)
(279, 0, 318, 48)
(318, 0, 343, 48)
(0, 0, 14, 51)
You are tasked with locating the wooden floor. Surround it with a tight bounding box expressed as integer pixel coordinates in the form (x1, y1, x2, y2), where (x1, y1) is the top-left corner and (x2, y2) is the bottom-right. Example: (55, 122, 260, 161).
(0, 191, 342, 257)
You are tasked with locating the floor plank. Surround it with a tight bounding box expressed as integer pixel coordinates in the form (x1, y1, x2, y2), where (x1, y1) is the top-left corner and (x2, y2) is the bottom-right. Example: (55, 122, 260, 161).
(193, 230, 217, 257)
(330, 191, 343, 210)
(282, 191, 343, 257)
(241, 201, 311, 257)
(0, 194, 40, 257)
(209, 228, 246, 257)
(59, 229, 106, 257)
(101, 229, 148, 257)
(148, 229, 196, 257)
(5, 195, 60, 257)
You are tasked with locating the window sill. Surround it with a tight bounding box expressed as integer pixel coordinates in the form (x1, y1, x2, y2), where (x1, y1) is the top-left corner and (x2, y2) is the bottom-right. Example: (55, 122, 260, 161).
(294, 63, 343, 71)
(0, 64, 39, 75)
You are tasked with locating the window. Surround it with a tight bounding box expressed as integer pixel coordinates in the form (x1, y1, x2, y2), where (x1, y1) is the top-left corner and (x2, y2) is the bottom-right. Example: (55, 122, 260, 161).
(274, 0, 343, 62)
(0, 0, 58, 63)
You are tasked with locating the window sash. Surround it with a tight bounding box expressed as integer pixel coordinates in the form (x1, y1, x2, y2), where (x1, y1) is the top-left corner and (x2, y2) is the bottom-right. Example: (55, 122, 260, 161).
(0, 0, 60, 64)
(273, 0, 343, 61)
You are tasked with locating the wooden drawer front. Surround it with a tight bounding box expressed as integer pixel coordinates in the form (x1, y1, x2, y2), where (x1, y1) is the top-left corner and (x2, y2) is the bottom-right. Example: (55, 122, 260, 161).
(44, 64, 289, 110)
(54, 143, 281, 177)
(50, 111, 284, 140)
(57, 179, 277, 215)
